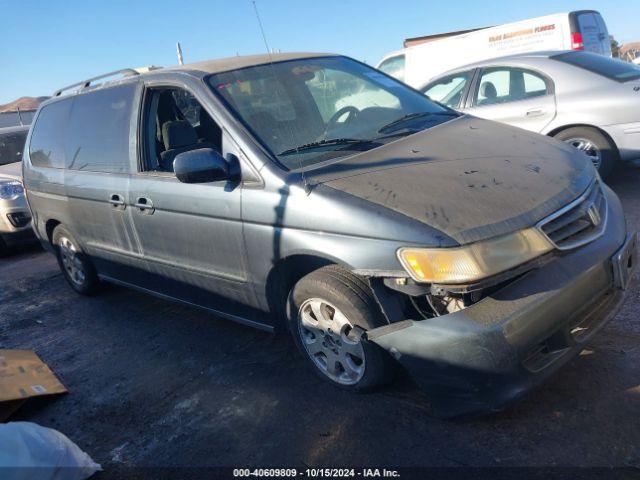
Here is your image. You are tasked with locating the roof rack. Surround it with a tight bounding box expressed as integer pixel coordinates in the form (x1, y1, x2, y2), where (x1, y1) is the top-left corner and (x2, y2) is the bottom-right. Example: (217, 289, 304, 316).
(53, 68, 140, 97)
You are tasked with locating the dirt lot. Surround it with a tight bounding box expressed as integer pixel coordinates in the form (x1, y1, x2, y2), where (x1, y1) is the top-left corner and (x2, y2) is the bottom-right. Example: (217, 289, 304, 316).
(1, 168, 639, 475)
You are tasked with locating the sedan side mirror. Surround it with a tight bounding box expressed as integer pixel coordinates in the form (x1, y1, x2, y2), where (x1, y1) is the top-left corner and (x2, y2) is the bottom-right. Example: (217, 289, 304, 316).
(174, 148, 230, 184)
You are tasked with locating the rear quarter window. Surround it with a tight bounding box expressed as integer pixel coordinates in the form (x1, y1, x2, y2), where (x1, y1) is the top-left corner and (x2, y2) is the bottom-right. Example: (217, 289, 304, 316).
(552, 51, 640, 82)
(29, 99, 72, 169)
(66, 84, 136, 173)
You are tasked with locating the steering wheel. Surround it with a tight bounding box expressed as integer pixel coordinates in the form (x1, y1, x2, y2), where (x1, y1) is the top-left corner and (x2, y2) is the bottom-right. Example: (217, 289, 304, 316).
(323, 106, 360, 138)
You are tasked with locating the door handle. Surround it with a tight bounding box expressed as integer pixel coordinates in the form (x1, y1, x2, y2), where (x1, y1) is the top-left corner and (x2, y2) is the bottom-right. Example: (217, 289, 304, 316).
(134, 197, 155, 215)
(109, 194, 126, 210)
(526, 108, 546, 117)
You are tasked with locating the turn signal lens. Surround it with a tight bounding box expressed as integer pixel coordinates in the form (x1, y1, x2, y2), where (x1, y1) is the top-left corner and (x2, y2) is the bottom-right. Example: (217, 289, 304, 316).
(397, 228, 553, 284)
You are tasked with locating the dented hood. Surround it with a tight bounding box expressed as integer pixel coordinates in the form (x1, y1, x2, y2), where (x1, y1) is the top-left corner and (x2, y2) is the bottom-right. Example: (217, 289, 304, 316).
(308, 116, 594, 245)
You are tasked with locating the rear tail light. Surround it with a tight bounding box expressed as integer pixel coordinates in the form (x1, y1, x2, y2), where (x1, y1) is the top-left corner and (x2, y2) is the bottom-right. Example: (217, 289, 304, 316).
(571, 32, 584, 50)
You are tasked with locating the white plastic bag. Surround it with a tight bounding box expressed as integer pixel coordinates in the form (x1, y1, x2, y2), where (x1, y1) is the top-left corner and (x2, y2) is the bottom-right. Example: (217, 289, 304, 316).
(0, 422, 101, 480)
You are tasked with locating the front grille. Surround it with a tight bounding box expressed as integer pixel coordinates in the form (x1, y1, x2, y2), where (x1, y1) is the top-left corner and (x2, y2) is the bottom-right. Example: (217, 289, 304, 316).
(538, 180, 607, 250)
(7, 212, 31, 228)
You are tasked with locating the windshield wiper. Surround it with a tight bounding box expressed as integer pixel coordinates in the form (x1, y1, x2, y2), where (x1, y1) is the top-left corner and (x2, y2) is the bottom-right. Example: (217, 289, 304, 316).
(278, 138, 377, 156)
(377, 111, 458, 134)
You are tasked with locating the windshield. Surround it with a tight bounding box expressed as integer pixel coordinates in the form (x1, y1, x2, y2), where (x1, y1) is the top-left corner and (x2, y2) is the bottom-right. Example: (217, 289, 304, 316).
(0, 130, 28, 166)
(552, 51, 640, 82)
(208, 56, 454, 170)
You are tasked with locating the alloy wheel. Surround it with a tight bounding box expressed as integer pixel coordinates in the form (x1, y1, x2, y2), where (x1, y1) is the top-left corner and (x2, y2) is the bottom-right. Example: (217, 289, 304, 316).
(297, 298, 365, 385)
(565, 137, 602, 170)
(59, 237, 86, 286)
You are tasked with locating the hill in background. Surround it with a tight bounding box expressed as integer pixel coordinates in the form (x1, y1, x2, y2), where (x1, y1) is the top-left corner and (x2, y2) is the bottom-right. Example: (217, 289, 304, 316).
(0, 96, 49, 113)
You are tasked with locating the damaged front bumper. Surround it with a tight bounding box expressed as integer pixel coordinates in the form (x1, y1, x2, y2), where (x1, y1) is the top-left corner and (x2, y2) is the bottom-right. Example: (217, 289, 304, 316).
(367, 192, 636, 417)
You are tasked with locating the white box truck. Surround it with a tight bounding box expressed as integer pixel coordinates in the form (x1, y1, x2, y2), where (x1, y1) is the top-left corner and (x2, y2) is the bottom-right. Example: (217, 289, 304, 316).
(378, 10, 612, 88)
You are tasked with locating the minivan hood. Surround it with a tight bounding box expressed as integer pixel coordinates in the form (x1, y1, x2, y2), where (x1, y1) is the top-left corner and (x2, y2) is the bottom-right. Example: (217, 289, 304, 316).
(0, 161, 22, 182)
(308, 116, 594, 245)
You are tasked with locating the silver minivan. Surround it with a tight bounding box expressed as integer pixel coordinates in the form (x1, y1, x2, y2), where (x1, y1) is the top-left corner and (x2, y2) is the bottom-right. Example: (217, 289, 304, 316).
(23, 54, 636, 416)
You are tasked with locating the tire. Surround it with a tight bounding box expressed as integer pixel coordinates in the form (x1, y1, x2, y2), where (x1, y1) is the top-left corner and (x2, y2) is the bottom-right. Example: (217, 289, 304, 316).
(286, 265, 394, 391)
(554, 126, 618, 179)
(0, 236, 7, 258)
(52, 225, 100, 295)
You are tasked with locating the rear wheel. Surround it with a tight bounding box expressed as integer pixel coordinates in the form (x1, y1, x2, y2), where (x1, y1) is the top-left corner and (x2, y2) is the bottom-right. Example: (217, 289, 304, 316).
(52, 226, 100, 295)
(554, 126, 618, 178)
(287, 265, 394, 391)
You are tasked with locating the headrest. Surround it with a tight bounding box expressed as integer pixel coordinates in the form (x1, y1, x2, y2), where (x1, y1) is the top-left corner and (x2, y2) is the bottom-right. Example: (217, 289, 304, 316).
(162, 120, 198, 150)
(480, 82, 497, 100)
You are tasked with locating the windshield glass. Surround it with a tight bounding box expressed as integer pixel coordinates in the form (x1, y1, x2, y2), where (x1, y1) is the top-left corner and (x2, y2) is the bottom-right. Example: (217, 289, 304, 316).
(0, 130, 28, 166)
(552, 51, 640, 82)
(208, 56, 454, 170)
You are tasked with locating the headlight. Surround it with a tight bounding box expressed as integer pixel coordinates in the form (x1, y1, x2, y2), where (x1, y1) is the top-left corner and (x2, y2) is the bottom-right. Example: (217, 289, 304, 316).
(397, 228, 553, 284)
(0, 181, 24, 200)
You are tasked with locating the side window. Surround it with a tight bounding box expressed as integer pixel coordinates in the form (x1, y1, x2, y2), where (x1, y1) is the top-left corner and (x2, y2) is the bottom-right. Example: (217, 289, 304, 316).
(522, 71, 547, 97)
(476, 69, 510, 106)
(143, 87, 222, 173)
(66, 84, 136, 173)
(0, 130, 28, 166)
(378, 55, 405, 81)
(423, 72, 472, 108)
(29, 99, 72, 168)
(475, 67, 549, 106)
(171, 89, 201, 126)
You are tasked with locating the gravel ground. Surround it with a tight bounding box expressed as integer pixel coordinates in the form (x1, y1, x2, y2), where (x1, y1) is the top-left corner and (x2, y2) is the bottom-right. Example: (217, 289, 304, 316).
(0, 167, 639, 475)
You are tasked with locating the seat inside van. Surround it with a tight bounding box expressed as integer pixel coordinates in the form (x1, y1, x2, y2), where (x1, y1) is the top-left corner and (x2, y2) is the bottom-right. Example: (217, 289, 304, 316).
(147, 88, 222, 172)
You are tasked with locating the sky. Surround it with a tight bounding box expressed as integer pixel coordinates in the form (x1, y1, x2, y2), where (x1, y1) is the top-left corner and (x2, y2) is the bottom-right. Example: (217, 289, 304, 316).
(0, 0, 637, 104)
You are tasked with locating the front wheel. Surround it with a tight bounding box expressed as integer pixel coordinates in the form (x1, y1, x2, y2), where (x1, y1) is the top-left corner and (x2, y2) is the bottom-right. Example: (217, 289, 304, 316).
(52, 225, 100, 295)
(554, 126, 618, 179)
(287, 265, 394, 391)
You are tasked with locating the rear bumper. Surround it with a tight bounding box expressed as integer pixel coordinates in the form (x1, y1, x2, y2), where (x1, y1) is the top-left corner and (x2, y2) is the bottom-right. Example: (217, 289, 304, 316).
(367, 188, 636, 417)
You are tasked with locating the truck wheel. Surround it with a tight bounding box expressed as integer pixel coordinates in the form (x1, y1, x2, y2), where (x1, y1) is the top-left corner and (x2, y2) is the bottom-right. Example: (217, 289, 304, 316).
(554, 127, 618, 179)
(287, 265, 394, 391)
(52, 225, 100, 295)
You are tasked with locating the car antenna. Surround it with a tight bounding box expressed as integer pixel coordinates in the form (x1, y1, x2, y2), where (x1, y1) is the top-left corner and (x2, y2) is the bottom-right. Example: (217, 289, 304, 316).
(251, 0, 311, 194)
(17, 107, 24, 126)
(176, 42, 184, 66)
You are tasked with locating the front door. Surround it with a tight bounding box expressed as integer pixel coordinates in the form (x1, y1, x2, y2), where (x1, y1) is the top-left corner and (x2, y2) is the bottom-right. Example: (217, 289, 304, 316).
(127, 84, 254, 315)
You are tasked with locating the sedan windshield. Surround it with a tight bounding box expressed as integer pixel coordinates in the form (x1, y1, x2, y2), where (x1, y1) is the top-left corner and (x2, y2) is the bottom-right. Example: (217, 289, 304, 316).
(208, 56, 455, 170)
(0, 130, 28, 166)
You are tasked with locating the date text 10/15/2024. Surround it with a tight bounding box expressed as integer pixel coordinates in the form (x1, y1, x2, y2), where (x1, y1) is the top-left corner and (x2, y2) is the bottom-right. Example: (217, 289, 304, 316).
(233, 468, 401, 478)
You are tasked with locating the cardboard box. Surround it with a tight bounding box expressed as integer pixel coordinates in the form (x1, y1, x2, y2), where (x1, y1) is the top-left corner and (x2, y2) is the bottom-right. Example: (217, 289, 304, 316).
(0, 350, 67, 421)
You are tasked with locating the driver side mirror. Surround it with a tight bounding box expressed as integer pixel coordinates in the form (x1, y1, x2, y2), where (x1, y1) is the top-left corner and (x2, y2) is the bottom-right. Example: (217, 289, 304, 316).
(174, 148, 230, 184)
